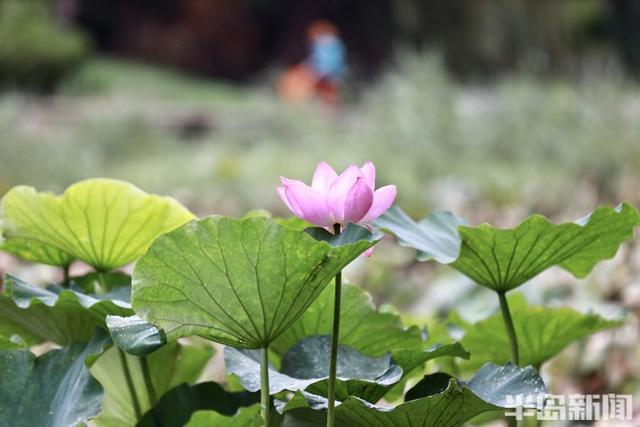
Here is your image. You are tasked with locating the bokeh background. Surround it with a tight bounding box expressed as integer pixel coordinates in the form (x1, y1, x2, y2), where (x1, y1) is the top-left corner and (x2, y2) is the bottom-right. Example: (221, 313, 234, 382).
(1, 0, 639, 424)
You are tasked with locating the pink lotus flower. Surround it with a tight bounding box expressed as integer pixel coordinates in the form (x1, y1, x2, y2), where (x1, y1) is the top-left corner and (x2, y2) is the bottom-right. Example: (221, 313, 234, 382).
(277, 161, 397, 229)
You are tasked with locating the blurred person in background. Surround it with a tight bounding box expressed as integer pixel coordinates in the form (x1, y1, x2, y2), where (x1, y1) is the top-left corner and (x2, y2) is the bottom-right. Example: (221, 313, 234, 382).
(279, 20, 346, 109)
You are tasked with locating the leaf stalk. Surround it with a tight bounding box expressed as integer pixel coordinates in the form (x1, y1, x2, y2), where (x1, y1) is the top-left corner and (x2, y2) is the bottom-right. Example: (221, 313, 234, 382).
(117, 348, 142, 420)
(498, 291, 520, 427)
(497, 291, 520, 365)
(139, 355, 157, 407)
(260, 347, 270, 426)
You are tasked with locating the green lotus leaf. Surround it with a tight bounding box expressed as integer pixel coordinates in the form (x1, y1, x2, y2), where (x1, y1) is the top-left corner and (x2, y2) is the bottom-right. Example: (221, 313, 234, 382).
(392, 342, 470, 372)
(0, 178, 194, 271)
(272, 283, 424, 358)
(0, 274, 132, 345)
(0, 329, 111, 427)
(132, 216, 380, 348)
(0, 334, 26, 350)
(276, 217, 313, 231)
(449, 293, 624, 368)
(0, 237, 74, 267)
(0, 306, 39, 346)
(407, 362, 545, 405)
(378, 204, 640, 291)
(242, 210, 311, 231)
(226, 336, 402, 400)
(106, 315, 167, 356)
(305, 223, 384, 247)
(91, 341, 214, 427)
(137, 382, 259, 427)
(278, 362, 545, 427)
(402, 372, 452, 401)
(375, 206, 467, 263)
(271, 282, 467, 400)
(226, 338, 467, 404)
(186, 406, 262, 427)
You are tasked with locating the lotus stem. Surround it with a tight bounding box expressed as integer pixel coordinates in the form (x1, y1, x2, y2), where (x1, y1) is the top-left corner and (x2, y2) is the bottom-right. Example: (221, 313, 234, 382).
(118, 348, 142, 420)
(96, 273, 108, 294)
(497, 291, 520, 365)
(327, 224, 342, 427)
(260, 347, 271, 426)
(139, 355, 157, 407)
(498, 291, 520, 427)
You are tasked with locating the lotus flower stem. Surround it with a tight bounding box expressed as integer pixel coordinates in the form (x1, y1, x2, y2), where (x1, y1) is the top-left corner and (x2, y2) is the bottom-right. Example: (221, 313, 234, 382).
(260, 347, 270, 425)
(276, 162, 394, 426)
(117, 348, 142, 419)
(497, 291, 520, 365)
(327, 224, 343, 427)
(139, 355, 157, 406)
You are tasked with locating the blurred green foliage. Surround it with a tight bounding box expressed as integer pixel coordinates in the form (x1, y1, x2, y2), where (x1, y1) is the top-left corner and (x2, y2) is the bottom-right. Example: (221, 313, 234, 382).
(0, 0, 90, 91)
(2, 53, 639, 223)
